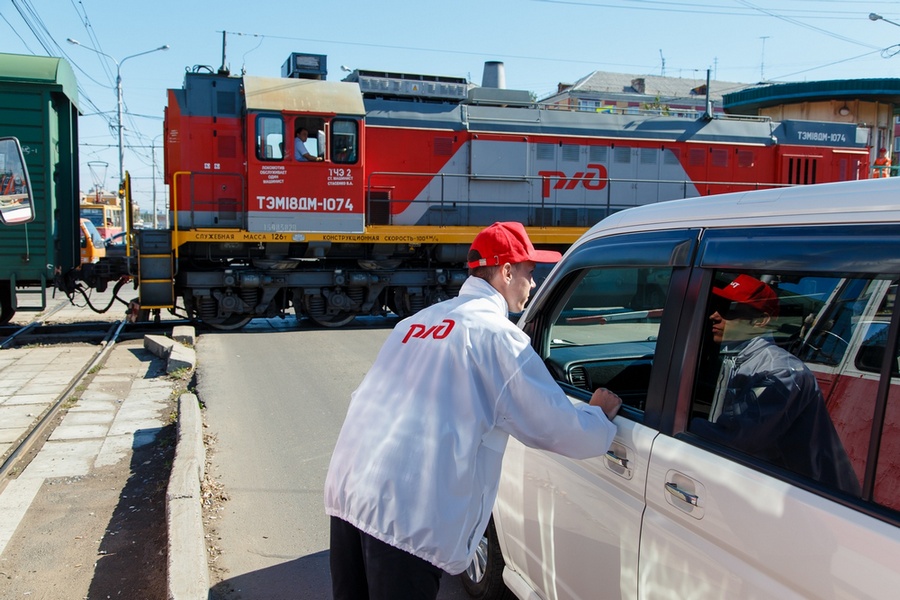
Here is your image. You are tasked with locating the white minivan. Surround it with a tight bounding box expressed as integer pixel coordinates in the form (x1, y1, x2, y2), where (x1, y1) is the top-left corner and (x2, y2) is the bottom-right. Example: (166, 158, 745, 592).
(462, 177, 900, 600)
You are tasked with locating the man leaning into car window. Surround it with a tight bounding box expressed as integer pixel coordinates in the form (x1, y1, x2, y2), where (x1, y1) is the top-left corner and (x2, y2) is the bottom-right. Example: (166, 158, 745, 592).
(324, 222, 623, 600)
(691, 274, 861, 495)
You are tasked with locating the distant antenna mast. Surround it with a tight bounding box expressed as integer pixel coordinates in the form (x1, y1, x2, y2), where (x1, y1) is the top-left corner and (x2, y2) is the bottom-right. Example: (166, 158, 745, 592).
(659, 49, 666, 77)
(87, 161, 108, 201)
(219, 30, 228, 74)
(759, 36, 770, 81)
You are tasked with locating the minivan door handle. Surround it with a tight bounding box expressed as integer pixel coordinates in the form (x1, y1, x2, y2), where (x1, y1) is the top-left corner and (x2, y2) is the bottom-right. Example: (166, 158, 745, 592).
(605, 450, 628, 469)
(665, 481, 699, 506)
(603, 446, 633, 479)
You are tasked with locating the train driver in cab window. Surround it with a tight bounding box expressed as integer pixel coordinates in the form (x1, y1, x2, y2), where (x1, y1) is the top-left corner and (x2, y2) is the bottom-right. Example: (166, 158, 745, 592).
(295, 127, 323, 162)
(690, 273, 861, 495)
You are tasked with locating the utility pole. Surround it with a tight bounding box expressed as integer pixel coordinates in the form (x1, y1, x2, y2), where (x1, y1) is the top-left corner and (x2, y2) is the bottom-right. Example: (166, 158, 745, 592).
(759, 36, 770, 81)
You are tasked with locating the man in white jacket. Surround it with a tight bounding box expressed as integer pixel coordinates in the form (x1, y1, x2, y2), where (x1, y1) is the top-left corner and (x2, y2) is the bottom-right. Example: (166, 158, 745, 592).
(325, 221, 621, 599)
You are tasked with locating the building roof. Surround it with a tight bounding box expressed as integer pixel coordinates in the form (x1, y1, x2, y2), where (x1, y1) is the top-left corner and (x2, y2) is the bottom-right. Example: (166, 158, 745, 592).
(542, 70, 753, 105)
(723, 79, 900, 114)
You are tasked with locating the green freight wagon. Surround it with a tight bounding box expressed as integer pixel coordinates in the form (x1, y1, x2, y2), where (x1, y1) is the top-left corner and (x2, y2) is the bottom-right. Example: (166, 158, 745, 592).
(0, 53, 81, 324)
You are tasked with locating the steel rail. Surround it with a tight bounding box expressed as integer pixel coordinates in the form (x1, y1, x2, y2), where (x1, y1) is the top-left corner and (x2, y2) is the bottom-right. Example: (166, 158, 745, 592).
(0, 320, 125, 494)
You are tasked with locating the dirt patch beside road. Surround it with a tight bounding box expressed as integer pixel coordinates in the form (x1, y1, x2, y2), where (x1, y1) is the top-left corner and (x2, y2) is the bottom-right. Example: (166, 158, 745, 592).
(0, 408, 176, 599)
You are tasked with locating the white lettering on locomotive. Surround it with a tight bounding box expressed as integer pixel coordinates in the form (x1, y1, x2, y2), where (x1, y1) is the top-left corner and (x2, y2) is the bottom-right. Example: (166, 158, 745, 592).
(254, 195, 353, 212)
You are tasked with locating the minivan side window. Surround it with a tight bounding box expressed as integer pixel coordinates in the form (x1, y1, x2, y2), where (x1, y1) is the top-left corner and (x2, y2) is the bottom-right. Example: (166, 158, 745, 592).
(545, 266, 672, 413)
(878, 355, 900, 509)
(689, 269, 900, 507)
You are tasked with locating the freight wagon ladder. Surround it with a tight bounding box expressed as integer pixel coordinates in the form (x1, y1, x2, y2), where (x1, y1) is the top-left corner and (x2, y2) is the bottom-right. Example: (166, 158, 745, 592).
(9, 272, 47, 312)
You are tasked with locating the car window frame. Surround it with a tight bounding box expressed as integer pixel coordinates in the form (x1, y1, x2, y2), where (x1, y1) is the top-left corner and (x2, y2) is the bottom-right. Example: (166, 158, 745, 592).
(522, 228, 698, 429)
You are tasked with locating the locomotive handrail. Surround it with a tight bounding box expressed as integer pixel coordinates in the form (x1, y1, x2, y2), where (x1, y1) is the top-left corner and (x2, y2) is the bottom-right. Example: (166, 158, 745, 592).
(366, 169, 796, 188)
(172, 170, 190, 269)
(171, 169, 247, 237)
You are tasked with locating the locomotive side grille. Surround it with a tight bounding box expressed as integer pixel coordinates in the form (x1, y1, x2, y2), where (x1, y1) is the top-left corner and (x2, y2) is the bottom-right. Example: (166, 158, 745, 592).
(689, 148, 705, 166)
(216, 90, 238, 115)
(218, 135, 237, 158)
(434, 137, 454, 156)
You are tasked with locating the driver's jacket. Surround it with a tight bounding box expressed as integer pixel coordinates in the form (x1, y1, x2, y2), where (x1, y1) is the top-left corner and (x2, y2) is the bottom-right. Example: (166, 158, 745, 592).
(324, 276, 617, 574)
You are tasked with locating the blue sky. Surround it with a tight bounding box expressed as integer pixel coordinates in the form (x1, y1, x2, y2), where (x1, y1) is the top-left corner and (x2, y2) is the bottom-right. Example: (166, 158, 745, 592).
(4, 0, 900, 212)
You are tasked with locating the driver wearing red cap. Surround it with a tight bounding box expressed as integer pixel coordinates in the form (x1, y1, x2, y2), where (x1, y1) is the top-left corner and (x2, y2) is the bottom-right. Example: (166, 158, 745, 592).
(693, 274, 860, 495)
(325, 222, 622, 599)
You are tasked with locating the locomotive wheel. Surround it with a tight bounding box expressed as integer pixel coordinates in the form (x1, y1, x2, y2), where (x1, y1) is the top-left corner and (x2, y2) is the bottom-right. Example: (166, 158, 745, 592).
(0, 280, 15, 325)
(302, 294, 356, 328)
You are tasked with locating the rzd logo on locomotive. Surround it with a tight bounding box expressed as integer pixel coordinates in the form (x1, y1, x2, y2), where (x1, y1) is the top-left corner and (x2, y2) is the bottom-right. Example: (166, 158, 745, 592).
(402, 319, 455, 344)
(538, 163, 608, 197)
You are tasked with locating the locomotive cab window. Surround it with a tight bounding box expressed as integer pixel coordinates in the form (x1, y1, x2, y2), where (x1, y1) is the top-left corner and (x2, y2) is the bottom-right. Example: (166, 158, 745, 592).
(330, 119, 358, 164)
(256, 114, 284, 161)
(294, 117, 325, 162)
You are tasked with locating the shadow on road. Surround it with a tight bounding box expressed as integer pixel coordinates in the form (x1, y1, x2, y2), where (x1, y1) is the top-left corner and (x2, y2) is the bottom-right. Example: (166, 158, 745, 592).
(209, 549, 472, 600)
(210, 550, 331, 600)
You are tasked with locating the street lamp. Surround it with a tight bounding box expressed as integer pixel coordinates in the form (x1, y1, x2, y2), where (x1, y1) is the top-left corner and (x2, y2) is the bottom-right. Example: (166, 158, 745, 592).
(870, 12, 900, 28)
(67, 39, 169, 193)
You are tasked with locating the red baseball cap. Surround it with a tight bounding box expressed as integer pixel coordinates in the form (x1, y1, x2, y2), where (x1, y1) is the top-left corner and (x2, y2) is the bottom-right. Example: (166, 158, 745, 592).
(467, 222, 561, 268)
(713, 274, 779, 317)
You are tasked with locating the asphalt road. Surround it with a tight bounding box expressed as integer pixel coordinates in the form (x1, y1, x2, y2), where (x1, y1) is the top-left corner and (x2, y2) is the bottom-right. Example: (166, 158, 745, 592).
(197, 316, 473, 600)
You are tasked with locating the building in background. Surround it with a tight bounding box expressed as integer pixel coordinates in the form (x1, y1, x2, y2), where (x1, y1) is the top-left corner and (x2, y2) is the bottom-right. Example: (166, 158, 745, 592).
(540, 70, 751, 118)
(723, 79, 900, 176)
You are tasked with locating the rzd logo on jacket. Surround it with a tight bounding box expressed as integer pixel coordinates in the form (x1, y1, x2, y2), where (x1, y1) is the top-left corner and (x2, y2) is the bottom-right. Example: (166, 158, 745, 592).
(402, 319, 455, 344)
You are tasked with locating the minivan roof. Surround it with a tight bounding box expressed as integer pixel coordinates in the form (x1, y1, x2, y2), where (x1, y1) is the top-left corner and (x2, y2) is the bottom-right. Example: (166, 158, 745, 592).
(582, 178, 900, 244)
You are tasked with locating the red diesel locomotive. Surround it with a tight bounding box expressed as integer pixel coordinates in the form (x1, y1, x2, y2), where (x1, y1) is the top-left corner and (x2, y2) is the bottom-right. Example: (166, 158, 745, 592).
(155, 53, 870, 328)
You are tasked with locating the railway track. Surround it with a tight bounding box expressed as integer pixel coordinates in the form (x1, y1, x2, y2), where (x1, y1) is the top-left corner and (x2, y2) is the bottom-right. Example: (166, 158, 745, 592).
(0, 311, 189, 495)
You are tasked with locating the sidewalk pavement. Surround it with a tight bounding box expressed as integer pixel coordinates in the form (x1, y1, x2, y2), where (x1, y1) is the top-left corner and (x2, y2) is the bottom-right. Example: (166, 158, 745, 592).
(0, 291, 206, 599)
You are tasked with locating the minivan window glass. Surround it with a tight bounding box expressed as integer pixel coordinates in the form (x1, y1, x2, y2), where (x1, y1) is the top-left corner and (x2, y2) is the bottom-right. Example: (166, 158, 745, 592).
(876, 367, 900, 511)
(546, 266, 672, 412)
(687, 270, 900, 498)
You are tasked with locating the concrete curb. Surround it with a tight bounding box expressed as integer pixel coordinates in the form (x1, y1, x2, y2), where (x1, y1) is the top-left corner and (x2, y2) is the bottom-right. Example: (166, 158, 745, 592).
(143, 327, 208, 599)
(166, 392, 208, 600)
(144, 331, 197, 375)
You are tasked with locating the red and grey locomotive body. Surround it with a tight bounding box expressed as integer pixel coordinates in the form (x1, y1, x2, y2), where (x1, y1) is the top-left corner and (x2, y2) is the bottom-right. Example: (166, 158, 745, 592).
(159, 54, 870, 328)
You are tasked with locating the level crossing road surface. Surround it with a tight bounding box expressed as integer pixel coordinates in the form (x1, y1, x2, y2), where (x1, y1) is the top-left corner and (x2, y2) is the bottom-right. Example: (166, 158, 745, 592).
(198, 316, 473, 599)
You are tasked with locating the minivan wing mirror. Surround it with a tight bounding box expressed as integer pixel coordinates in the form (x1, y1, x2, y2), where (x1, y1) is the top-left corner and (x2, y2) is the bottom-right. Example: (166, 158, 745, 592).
(0, 137, 35, 225)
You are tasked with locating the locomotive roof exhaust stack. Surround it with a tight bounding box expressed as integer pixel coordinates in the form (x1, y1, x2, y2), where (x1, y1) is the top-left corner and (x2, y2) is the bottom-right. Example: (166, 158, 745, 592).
(482, 61, 506, 89)
(469, 61, 532, 107)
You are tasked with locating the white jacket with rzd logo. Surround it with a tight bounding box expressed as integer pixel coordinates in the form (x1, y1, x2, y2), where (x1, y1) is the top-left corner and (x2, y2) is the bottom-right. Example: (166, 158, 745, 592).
(324, 276, 617, 574)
